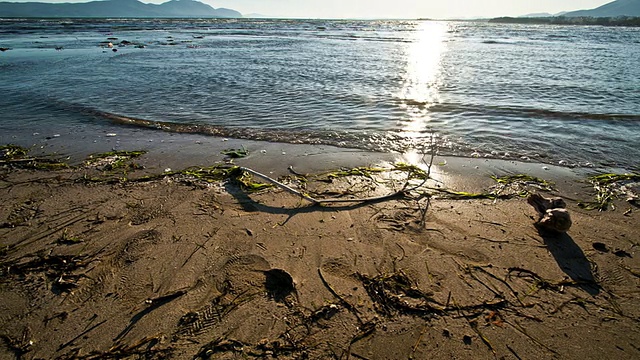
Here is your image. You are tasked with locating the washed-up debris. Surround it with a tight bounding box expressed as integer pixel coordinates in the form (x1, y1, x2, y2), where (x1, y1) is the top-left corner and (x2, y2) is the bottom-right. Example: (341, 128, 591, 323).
(2, 254, 92, 294)
(0, 328, 33, 358)
(1, 144, 69, 170)
(84, 150, 146, 171)
(579, 173, 640, 211)
(528, 193, 572, 232)
(221, 146, 249, 158)
(325, 166, 385, 180)
(491, 174, 553, 197)
(1, 144, 29, 160)
(358, 271, 444, 317)
(392, 162, 429, 180)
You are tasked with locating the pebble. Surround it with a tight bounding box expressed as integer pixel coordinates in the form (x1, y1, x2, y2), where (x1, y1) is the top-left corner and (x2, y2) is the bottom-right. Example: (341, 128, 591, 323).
(106, 133, 117, 137)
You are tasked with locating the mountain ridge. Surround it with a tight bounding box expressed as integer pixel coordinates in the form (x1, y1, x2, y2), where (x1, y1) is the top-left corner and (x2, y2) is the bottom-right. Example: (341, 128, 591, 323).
(0, 0, 242, 18)
(563, 0, 640, 17)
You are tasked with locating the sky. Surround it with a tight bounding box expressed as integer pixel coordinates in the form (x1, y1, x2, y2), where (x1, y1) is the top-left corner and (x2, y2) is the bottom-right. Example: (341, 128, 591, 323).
(1, 0, 615, 19)
(203, 0, 613, 18)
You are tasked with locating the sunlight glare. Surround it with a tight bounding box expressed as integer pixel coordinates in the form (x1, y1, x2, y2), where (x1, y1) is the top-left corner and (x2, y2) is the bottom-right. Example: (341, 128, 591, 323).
(399, 21, 448, 143)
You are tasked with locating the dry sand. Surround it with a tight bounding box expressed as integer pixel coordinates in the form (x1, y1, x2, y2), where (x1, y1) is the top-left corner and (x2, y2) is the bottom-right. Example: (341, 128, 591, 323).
(1, 154, 639, 360)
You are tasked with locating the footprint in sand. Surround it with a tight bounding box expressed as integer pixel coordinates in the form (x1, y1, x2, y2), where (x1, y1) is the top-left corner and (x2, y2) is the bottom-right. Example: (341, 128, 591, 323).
(319, 258, 371, 309)
(217, 254, 271, 295)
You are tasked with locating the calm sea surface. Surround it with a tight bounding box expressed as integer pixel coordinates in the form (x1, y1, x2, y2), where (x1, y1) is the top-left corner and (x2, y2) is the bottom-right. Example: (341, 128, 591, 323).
(1, 18, 639, 170)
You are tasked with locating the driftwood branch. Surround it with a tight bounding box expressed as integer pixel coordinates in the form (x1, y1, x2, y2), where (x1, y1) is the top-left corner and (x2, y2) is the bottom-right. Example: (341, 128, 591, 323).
(238, 134, 439, 206)
(240, 166, 406, 205)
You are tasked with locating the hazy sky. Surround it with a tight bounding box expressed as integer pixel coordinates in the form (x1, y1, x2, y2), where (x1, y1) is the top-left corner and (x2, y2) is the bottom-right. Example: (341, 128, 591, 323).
(203, 0, 612, 18)
(2, 0, 614, 19)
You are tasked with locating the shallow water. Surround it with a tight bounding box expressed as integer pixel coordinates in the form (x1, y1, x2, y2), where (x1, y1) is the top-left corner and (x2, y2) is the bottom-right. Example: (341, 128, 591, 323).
(1, 18, 639, 171)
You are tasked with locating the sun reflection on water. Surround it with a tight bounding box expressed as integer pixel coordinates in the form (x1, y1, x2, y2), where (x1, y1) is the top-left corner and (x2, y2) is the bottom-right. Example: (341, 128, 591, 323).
(398, 21, 449, 156)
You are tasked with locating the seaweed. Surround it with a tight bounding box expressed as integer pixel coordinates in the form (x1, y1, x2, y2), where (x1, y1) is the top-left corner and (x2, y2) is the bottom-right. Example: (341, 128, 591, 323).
(589, 173, 640, 185)
(490, 174, 553, 198)
(176, 165, 236, 182)
(1, 254, 92, 293)
(325, 166, 385, 180)
(84, 150, 147, 171)
(358, 271, 444, 317)
(33, 160, 70, 170)
(73, 162, 272, 191)
(234, 168, 274, 192)
(174, 165, 272, 191)
(221, 146, 249, 158)
(0, 144, 69, 170)
(392, 162, 429, 180)
(434, 189, 498, 200)
(96, 150, 146, 158)
(0, 144, 29, 160)
(579, 173, 640, 211)
(492, 174, 549, 186)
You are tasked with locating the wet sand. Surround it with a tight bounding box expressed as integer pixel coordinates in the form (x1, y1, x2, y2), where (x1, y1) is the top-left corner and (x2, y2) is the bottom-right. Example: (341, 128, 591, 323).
(1, 148, 639, 359)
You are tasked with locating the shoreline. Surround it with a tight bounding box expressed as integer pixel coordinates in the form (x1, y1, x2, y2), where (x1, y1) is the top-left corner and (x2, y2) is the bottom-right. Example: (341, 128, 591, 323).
(1, 125, 627, 192)
(1, 108, 638, 178)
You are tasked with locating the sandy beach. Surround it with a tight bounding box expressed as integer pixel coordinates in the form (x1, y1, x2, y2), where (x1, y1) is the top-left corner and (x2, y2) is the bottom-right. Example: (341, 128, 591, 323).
(1, 146, 639, 360)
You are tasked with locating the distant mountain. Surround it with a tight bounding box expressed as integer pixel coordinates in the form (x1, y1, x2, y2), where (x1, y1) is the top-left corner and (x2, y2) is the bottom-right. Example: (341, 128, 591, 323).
(563, 0, 640, 17)
(521, 12, 555, 18)
(0, 0, 242, 18)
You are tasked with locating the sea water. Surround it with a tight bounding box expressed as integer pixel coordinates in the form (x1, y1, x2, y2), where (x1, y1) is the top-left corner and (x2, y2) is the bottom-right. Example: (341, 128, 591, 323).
(0, 18, 638, 171)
